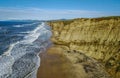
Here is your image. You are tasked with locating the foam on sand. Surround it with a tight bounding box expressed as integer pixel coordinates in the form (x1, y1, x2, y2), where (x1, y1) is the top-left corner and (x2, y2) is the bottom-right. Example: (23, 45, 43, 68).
(0, 22, 52, 78)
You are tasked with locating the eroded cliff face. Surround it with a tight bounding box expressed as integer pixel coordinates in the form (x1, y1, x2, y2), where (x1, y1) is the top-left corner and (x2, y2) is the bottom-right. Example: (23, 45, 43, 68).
(48, 17, 120, 78)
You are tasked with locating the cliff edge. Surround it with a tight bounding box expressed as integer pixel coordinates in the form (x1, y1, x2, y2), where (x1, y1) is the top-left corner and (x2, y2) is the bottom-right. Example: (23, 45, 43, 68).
(48, 16, 120, 78)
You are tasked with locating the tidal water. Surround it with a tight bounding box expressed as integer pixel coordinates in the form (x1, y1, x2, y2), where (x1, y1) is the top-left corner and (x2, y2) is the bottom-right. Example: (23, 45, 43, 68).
(0, 21, 52, 78)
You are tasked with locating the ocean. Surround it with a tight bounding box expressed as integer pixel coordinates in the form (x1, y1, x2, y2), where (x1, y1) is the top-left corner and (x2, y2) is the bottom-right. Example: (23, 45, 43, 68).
(0, 21, 52, 78)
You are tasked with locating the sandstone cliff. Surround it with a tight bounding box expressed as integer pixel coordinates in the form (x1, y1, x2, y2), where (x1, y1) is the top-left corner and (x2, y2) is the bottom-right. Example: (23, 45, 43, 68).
(48, 16, 120, 78)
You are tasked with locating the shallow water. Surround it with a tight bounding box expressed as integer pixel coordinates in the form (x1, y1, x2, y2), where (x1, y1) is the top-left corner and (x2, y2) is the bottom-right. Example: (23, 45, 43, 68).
(0, 21, 52, 78)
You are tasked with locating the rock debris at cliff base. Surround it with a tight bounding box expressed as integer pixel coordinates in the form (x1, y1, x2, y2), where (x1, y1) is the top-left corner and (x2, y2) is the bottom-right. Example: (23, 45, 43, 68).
(48, 16, 120, 78)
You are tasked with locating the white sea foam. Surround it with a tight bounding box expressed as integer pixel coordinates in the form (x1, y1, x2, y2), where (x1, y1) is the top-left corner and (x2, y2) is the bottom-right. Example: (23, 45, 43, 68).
(0, 22, 52, 78)
(13, 22, 38, 28)
(23, 22, 52, 43)
(3, 42, 19, 56)
(13, 25, 23, 27)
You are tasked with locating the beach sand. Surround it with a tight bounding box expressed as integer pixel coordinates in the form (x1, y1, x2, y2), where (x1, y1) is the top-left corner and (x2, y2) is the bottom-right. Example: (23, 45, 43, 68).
(37, 46, 72, 78)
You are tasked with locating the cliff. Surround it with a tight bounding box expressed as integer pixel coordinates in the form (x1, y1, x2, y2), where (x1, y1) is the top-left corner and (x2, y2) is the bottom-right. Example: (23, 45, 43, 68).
(48, 16, 120, 78)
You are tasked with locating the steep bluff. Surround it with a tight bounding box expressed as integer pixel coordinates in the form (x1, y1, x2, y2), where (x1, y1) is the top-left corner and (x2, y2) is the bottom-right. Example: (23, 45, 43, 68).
(48, 17, 120, 78)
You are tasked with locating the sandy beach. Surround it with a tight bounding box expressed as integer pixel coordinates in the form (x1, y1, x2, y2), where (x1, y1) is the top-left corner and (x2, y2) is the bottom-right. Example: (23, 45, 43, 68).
(37, 46, 72, 78)
(37, 45, 111, 78)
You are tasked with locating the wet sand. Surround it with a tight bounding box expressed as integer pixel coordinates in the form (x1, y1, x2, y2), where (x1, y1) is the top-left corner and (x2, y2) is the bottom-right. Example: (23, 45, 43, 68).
(37, 46, 72, 78)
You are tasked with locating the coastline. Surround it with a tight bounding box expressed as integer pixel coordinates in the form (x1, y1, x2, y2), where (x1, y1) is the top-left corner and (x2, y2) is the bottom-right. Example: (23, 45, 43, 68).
(37, 45, 111, 78)
(0, 22, 52, 78)
(37, 17, 120, 78)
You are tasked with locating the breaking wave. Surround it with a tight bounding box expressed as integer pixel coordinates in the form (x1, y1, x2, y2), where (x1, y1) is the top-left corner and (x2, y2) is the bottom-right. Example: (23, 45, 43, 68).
(0, 22, 52, 78)
(13, 22, 38, 28)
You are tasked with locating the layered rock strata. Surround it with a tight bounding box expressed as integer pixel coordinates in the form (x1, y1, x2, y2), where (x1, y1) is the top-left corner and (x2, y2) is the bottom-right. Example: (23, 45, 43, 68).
(48, 17, 120, 78)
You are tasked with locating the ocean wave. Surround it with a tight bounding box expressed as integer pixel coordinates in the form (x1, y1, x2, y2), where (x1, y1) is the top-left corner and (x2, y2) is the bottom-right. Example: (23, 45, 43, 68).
(13, 22, 39, 28)
(0, 22, 52, 78)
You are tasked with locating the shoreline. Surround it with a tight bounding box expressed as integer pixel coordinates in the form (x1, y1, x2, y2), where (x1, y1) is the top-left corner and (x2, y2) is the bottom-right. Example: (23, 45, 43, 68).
(37, 45, 72, 78)
(36, 16, 120, 78)
(37, 45, 111, 78)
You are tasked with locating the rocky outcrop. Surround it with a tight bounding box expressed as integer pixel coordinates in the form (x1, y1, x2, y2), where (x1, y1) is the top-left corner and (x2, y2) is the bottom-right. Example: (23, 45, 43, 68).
(48, 16, 120, 78)
(64, 49, 111, 78)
